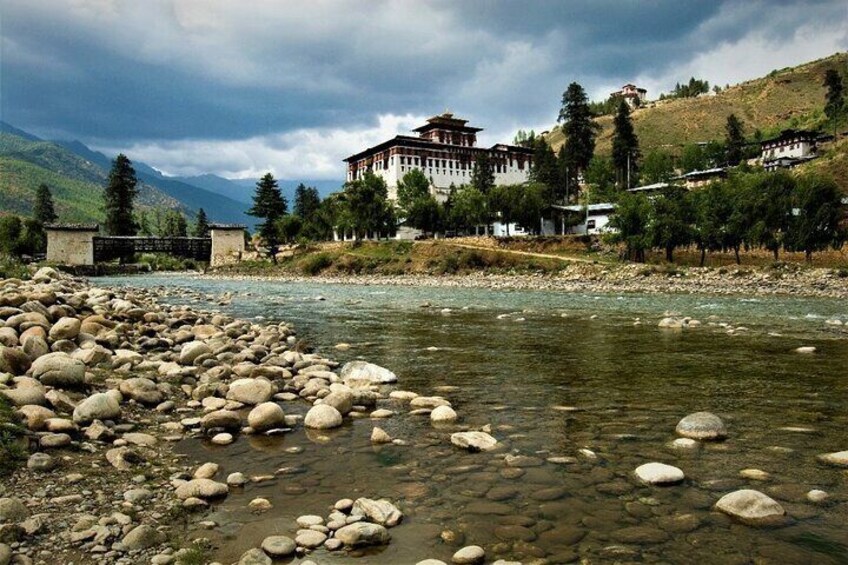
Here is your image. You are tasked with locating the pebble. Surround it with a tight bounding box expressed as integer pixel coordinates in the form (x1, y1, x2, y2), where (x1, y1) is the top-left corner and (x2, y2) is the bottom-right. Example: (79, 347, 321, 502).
(211, 433, 234, 445)
(261, 535, 296, 557)
(634, 462, 685, 485)
(452, 545, 485, 564)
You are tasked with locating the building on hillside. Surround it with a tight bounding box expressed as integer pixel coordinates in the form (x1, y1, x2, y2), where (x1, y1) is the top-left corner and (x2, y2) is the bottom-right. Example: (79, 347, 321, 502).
(760, 129, 820, 170)
(610, 84, 647, 108)
(344, 113, 534, 204)
(627, 181, 672, 196)
(678, 167, 727, 189)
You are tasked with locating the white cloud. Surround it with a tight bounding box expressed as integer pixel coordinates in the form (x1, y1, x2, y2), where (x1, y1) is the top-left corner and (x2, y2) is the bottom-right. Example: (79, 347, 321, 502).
(96, 113, 427, 179)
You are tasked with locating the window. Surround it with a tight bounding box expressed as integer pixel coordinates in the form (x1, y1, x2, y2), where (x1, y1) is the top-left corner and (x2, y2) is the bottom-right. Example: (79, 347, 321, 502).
(587, 220, 596, 229)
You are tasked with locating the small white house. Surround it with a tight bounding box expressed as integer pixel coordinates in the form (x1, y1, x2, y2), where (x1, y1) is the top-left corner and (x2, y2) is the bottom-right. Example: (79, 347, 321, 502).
(554, 203, 616, 235)
(761, 129, 818, 163)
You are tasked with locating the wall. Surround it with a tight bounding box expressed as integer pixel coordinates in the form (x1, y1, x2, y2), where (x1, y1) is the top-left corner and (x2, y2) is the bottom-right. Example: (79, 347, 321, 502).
(210, 229, 245, 267)
(45, 230, 96, 265)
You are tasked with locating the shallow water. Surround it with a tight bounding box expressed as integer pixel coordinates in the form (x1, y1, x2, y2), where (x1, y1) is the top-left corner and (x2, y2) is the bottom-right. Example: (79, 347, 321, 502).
(101, 275, 848, 564)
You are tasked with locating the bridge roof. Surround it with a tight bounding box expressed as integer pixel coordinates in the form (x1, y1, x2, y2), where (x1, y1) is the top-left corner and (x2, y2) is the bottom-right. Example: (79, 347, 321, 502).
(208, 223, 246, 230)
(44, 223, 99, 231)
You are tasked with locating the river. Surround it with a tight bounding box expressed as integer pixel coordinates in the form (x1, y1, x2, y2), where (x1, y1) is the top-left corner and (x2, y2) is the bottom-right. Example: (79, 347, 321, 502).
(100, 274, 848, 564)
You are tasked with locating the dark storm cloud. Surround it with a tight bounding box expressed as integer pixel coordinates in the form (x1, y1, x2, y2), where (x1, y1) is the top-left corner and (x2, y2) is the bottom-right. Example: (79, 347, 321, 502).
(1, 0, 845, 177)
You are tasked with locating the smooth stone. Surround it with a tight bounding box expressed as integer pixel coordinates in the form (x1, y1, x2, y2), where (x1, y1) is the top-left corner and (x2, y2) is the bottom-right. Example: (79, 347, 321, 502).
(27, 452, 55, 472)
(227, 472, 248, 486)
(351, 498, 403, 527)
(247, 402, 286, 432)
(817, 451, 848, 466)
(452, 545, 485, 564)
(261, 535, 296, 557)
(334, 522, 390, 546)
(73, 393, 121, 424)
(295, 529, 327, 549)
(194, 462, 219, 479)
(0, 498, 29, 522)
(431, 405, 458, 423)
(794, 346, 816, 354)
(304, 404, 343, 429)
(174, 479, 229, 500)
(238, 547, 271, 565)
(612, 526, 670, 544)
(296, 515, 324, 528)
(740, 468, 770, 481)
(371, 427, 392, 444)
(227, 378, 274, 405)
(450, 431, 498, 452)
(248, 498, 272, 512)
(676, 411, 727, 440)
(339, 360, 397, 384)
(634, 462, 685, 485)
(807, 489, 828, 503)
(211, 433, 233, 445)
(122, 524, 164, 550)
(714, 489, 786, 525)
(118, 377, 163, 405)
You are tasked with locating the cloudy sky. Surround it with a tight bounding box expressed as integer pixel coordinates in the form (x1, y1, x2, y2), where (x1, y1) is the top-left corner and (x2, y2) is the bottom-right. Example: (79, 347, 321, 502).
(2, 0, 846, 180)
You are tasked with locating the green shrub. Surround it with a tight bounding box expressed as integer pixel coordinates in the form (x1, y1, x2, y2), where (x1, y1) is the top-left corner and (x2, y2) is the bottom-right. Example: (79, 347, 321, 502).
(0, 255, 29, 280)
(0, 396, 26, 477)
(299, 253, 333, 275)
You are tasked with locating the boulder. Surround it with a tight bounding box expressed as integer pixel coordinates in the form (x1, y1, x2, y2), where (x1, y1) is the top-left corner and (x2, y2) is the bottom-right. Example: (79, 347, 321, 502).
(260, 535, 296, 557)
(634, 463, 685, 485)
(119, 377, 163, 405)
(201, 410, 242, 431)
(431, 405, 458, 423)
(2, 386, 45, 407)
(452, 545, 485, 564)
(334, 522, 390, 546)
(226, 378, 273, 405)
(340, 361, 397, 385)
(371, 427, 392, 444)
(351, 498, 403, 527)
(16, 405, 55, 431)
(247, 402, 286, 432)
(0, 498, 29, 523)
(410, 396, 451, 410)
(174, 479, 229, 500)
(675, 411, 726, 440)
(321, 390, 354, 416)
(26, 453, 55, 472)
(817, 451, 848, 466)
(304, 404, 343, 429)
(122, 525, 164, 550)
(73, 393, 121, 424)
(238, 548, 271, 565)
(450, 431, 498, 452)
(179, 341, 211, 365)
(30, 353, 85, 388)
(714, 489, 786, 526)
(0, 347, 31, 375)
(49, 318, 81, 342)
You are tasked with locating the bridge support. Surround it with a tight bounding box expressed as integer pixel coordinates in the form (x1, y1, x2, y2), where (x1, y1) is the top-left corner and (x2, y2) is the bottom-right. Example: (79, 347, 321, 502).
(210, 224, 245, 267)
(45, 224, 98, 266)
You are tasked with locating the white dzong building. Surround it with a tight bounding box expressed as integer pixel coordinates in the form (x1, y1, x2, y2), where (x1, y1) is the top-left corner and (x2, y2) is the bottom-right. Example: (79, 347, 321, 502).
(344, 113, 534, 204)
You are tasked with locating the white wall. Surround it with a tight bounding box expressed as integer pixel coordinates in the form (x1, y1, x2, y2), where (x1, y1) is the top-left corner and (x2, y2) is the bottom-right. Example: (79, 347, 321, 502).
(567, 213, 614, 235)
(210, 229, 245, 267)
(762, 140, 813, 160)
(46, 229, 96, 265)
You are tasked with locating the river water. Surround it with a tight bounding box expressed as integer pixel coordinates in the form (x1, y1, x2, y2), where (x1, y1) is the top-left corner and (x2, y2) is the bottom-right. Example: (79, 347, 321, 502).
(100, 275, 848, 564)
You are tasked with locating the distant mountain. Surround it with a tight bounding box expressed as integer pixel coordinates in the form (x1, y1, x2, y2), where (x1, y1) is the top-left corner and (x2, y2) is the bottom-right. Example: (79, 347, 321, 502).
(52, 138, 255, 228)
(174, 174, 253, 205)
(227, 178, 344, 207)
(0, 121, 42, 142)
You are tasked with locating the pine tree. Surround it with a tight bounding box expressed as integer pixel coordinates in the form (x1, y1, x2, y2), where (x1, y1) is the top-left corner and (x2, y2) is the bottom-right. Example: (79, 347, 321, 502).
(33, 184, 58, 225)
(193, 208, 210, 237)
(558, 82, 599, 195)
(611, 101, 639, 188)
(247, 173, 287, 262)
(470, 154, 495, 195)
(293, 184, 321, 219)
(824, 69, 845, 135)
(725, 114, 745, 166)
(104, 154, 138, 236)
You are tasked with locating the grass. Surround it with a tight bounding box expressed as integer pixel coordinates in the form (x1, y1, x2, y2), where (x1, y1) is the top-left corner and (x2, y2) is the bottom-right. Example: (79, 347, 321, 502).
(546, 52, 847, 157)
(0, 255, 30, 279)
(0, 395, 27, 478)
(136, 253, 206, 272)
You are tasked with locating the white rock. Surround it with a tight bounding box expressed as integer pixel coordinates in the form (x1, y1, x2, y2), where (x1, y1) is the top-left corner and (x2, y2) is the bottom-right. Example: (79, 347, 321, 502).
(194, 462, 219, 479)
(351, 497, 403, 527)
(247, 402, 285, 432)
(450, 431, 498, 452)
(73, 393, 121, 424)
(304, 404, 343, 429)
(634, 462, 685, 485)
(817, 450, 848, 466)
(371, 427, 392, 444)
(807, 489, 828, 503)
(226, 378, 274, 405)
(794, 346, 816, 354)
(340, 361, 397, 385)
(430, 405, 458, 423)
(179, 341, 211, 365)
(334, 522, 390, 546)
(715, 489, 786, 525)
(452, 545, 485, 564)
(261, 535, 296, 557)
(675, 411, 726, 440)
(31, 352, 85, 388)
(174, 478, 229, 500)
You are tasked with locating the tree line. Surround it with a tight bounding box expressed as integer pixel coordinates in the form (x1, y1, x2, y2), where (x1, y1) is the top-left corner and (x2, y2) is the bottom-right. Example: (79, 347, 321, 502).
(610, 168, 845, 264)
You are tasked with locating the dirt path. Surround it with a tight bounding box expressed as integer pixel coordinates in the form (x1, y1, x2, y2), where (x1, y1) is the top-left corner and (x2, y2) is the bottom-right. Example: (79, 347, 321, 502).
(441, 241, 598, 264)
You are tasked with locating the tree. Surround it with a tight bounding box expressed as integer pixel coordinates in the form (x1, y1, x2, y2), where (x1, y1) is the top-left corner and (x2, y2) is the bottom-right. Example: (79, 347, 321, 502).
(514, 183, 549, 235)
(193, 208, 210, 238)
(640, 150, 675, 184)
(747, 170, 795, 260)
(559, 82, 600, 193)
(104, 154, 138, 236)
(33, 184, 57, 225)
(247, 173, 288, 262)
(488, 184, 523, 236)
(611, 101, 639, 188)
(649, 185, 693, 262)
(342, 172, 395, 239)
(396, 169, 431, 212)
(404, 195, 444, 236)
(160, 210, 188, 237)
(513, 129, 537, 148)
(470, 154, 495, 195)
(0, 216, 23, 256)
(824, 69, 845, 134)
(293, 184, 321, 219)
(450, 186, 488, 235)
(609, 193, 650, 262)
(583, 157, 617, 204)
(277, 214, 304, 244)
(529, 138, 559, 196)
(789, 173, 844, 263)
(725, 114, 745, 166)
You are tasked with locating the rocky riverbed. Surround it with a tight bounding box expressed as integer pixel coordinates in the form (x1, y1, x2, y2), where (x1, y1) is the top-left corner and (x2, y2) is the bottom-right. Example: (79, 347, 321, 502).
(205, 261, 848, 299)
(2, 269, 847, 565)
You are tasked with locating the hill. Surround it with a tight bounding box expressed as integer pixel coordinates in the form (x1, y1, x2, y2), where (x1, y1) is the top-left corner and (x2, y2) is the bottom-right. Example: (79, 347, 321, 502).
(545, 52, 848, 156)
(0, 124, 255, 228)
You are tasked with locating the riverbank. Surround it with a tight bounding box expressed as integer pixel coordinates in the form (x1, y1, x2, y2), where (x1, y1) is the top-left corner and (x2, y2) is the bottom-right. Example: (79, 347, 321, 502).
(206, 261, 848, 299)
